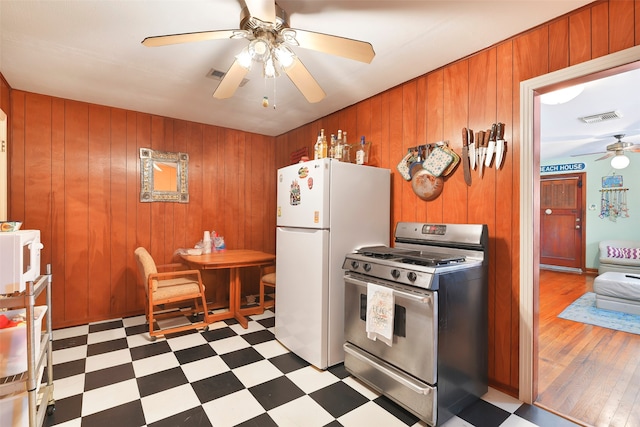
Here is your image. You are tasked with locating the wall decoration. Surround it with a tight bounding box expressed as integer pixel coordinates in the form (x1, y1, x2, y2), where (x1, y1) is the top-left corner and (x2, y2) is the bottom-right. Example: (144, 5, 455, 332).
(602, 174, 623, 188)
(140, 148, 189, 203)
(599, 188, 629, 221)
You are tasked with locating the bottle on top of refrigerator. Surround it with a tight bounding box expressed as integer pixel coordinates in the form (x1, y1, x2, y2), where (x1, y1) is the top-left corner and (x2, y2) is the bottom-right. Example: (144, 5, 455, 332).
(334, 130, 344, 161)
(329, 134, 337, 159)
(320, 129, 328, 159)
(356, 136, 367, 165)
(314, 131, 322, 160)
(342, 132, 350, 162)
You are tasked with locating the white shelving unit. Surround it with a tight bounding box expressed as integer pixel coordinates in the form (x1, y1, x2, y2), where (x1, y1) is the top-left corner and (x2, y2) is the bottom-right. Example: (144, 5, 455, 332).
(0, 266, 54, 426)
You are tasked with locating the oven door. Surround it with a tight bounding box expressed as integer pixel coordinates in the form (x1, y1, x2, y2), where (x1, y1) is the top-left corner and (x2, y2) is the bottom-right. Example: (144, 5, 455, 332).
(343, 272, 437, 385)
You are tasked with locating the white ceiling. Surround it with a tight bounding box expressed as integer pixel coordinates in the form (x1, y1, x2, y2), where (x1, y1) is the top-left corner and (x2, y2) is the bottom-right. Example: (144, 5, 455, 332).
(4, 0, 636, 161)
(539, 67, 640, 161)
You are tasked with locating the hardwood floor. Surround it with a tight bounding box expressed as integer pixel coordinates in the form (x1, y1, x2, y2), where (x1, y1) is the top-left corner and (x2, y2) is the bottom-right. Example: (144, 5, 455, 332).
(536, 269, 640, 427)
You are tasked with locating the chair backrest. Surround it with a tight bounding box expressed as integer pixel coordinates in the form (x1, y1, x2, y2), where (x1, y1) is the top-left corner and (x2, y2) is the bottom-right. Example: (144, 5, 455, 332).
(134, 247, 158, 293)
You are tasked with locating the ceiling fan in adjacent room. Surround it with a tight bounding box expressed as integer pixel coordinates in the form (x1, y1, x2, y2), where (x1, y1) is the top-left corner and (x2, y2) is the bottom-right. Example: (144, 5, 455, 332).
(141, 0, 375, 103)
(572, 134, 640, 169)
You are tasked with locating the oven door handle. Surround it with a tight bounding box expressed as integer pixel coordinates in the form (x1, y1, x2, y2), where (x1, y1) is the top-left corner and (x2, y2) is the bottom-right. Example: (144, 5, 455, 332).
(344, 343, 432, 395)
(344, 276, 433, 306)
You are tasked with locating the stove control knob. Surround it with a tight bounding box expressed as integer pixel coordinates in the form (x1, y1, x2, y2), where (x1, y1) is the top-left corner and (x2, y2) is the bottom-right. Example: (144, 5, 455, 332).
(350, 261, 359, 270)
(363, 263, 372, 272)
(391, 269, 400, 279)
(407, 272, 417, 282)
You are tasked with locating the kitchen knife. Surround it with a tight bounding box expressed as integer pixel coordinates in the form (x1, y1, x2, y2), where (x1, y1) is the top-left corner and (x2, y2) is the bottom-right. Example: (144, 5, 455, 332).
(461, 127, 472, 186)
(475, 130, 483, 172)
(468, 128, 476, 170)
(485, 123, 497, 167)
(479, 130, 489, 177)
(495, 122, 505, 169)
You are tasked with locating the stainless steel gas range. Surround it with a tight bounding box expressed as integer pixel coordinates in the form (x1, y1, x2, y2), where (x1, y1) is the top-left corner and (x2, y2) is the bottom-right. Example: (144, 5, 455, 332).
(342, 222, 488, 426)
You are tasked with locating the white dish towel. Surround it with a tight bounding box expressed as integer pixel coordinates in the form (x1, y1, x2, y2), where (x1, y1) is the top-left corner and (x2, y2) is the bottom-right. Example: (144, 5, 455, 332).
(366, 283, 395, 346)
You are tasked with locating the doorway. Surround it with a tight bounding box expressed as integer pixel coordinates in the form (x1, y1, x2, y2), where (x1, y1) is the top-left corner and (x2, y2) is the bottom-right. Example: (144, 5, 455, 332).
(540, 173, 585, 272)
(519, 44, 640, 406)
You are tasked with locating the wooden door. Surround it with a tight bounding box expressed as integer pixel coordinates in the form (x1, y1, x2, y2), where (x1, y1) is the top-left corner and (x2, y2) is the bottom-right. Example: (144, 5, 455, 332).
(540, 173, 585, 270)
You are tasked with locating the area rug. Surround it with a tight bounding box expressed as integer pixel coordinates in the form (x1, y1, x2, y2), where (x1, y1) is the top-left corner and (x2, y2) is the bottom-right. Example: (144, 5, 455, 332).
(557, 292, 640, 335)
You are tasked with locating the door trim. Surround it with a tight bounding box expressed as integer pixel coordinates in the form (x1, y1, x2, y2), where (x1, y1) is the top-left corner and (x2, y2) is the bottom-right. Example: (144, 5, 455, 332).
(0, 109, 6, 221)
(519, 44, 640, 404)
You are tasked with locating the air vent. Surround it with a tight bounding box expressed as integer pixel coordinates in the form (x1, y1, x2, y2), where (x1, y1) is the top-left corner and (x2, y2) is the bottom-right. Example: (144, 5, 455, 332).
(208, 69, 226, 80)
(206, 69, 249, 87)
(578, 110, 623, 124)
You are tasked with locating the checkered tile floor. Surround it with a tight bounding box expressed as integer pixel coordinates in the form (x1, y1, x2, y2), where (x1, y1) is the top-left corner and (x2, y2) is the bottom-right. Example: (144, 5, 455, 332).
(42, 310, 578, 427)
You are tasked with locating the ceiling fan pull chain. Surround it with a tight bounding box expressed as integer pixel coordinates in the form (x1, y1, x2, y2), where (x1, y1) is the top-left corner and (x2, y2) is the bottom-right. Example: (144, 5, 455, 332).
(273, 76, 277, 109)
(262, 77, 269, 108)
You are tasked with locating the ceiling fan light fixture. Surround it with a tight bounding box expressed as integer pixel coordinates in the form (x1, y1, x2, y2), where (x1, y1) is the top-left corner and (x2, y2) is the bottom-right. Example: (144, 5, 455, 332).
(230, 30, 250, 40)
(236, 47, 253, 70)
(274, 44, 295, 68)
(611, 153, 630, 169)
(280, 28, 299, 46)
(248, 38, 271, 62)
(263, 56, 278, 78)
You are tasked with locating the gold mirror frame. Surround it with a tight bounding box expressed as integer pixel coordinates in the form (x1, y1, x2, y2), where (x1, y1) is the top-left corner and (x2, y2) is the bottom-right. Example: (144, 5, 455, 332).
(140, 148, 189, 203)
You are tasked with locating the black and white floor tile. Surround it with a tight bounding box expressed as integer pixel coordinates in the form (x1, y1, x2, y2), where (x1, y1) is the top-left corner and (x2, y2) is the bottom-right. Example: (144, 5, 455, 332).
(42, 310, 579, 427)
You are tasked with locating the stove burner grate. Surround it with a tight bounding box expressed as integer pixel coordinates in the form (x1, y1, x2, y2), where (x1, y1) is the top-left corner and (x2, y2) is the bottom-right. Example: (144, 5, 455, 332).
(356, 246, 420, 259)
(399, 255, 465, 267)
(354, 246, 468, 268)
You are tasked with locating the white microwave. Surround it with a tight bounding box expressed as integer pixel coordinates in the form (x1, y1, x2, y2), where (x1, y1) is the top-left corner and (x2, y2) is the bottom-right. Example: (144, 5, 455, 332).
(0, 229, 43, 294)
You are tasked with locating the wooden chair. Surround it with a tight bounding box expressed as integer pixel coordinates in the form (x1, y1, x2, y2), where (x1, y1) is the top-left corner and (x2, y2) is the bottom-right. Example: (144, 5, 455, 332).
(134, 247, 211, 340)
(259, 265, 276, 311)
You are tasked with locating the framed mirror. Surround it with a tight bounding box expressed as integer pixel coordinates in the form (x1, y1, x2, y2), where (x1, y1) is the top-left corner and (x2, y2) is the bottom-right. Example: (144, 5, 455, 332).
(140, 148, 189, 203)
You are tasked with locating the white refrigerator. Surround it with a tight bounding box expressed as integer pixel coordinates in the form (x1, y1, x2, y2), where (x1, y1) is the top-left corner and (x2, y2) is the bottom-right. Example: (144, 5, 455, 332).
(275, 158, 390, 369)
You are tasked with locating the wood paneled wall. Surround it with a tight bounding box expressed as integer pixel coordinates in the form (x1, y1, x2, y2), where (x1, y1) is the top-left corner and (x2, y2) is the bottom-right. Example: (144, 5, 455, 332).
(5, 0, 638, 398)
(274, 0, 638, 395)
(8, 92, 276, 328)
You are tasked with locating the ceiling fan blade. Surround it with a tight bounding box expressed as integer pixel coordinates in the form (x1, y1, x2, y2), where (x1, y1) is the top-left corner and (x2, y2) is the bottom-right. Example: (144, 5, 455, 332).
(628, 145, 640, 152)
(595, 152, 614, 161)
(284, 57, 326, 103)
(212, 60, 249, 99)
(245, 0, 276, 23)
(570, 151, 606, 157)
(142, 30, 236, 47)
(289, 29, 375, 63)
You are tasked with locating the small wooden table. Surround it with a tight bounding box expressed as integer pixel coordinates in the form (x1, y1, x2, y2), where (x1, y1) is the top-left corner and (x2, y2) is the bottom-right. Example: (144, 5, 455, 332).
(180, 249, 275, 328)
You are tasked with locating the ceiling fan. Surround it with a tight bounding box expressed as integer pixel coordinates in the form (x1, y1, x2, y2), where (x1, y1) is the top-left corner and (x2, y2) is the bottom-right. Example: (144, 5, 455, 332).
(571, 134, 640, 159)
(141, 0, 375, 103)
(572, 134, 640, 169)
